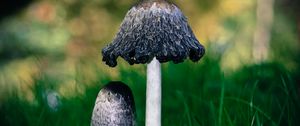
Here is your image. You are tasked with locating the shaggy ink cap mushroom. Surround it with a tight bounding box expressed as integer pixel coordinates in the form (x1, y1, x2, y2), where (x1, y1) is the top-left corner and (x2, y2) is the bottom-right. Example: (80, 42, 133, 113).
(102, 0, 205, 67)
(91, 81, 136, 126)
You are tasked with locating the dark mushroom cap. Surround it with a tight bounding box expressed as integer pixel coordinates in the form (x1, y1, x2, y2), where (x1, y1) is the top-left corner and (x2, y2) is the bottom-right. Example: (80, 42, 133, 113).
(102, 0, 205, 67)
(91, 82, 136, 126)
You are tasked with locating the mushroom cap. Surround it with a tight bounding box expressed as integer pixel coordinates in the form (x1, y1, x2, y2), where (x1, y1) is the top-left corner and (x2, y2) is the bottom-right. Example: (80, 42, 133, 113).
(91, 82, 136, 126)
(102, 0, 205, 67)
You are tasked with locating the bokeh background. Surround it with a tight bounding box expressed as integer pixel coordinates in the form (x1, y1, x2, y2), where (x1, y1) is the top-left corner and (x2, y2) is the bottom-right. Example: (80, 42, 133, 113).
(1, 0, 300, 125)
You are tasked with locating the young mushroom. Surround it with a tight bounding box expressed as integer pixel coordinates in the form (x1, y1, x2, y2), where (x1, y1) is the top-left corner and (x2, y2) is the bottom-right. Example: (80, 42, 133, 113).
(102, 0, 205, 125)
(91, 82, 136, 126)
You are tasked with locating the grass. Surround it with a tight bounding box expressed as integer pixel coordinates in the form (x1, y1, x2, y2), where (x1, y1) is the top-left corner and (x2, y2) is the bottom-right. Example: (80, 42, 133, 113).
(0, 56, 300, 126)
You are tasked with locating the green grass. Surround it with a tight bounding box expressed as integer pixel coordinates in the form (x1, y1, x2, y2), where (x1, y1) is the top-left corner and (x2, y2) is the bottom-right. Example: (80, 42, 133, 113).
(0, 57, 300, 126)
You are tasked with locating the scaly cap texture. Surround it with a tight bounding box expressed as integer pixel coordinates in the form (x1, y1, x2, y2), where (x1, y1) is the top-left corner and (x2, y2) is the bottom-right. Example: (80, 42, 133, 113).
(91, 82, 136, 126)
(102, 0, 205, 67)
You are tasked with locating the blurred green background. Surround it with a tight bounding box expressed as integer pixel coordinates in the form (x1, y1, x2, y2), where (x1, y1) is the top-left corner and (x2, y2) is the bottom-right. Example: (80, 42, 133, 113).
(0, 0, 300, 125)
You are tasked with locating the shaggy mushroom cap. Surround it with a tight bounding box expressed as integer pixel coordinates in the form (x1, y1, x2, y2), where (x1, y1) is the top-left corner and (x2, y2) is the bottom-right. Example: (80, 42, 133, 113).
(102, 0, 205, 67)
(91, 82, 136, 126)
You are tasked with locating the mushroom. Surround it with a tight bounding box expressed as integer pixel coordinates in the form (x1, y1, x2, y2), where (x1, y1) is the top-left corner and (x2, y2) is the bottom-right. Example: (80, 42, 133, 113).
(102, 0, 205, 125)
(91, 82, 136, 126)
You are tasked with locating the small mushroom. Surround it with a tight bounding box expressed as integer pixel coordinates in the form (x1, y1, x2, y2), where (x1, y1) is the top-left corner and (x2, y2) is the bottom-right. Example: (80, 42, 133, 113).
(91, 82, 136, 126)
(102, 0, 205, 125)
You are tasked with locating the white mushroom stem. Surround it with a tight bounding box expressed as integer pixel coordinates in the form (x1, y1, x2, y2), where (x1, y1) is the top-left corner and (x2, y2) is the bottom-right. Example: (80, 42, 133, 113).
(146, 57, 161, 126)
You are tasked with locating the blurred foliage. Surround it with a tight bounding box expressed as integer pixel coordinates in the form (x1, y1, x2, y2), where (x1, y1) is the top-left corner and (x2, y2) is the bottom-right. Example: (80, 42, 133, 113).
(0, 0, 300, 125)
